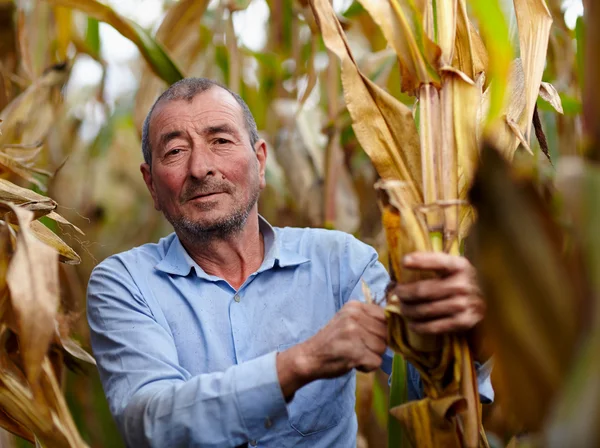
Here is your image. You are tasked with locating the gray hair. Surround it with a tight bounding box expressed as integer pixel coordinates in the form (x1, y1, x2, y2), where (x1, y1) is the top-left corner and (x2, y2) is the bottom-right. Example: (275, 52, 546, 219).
(141, 78, 260, 167)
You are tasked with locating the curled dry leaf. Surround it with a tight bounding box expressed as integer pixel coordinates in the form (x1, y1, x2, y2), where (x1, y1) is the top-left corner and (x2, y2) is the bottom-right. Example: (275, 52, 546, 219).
(539, 82, 564, 114)
(5, 204, 59, 387)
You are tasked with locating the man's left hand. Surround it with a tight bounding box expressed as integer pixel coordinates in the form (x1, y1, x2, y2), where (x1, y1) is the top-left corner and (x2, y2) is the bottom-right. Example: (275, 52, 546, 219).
(389, 252, 485, 335)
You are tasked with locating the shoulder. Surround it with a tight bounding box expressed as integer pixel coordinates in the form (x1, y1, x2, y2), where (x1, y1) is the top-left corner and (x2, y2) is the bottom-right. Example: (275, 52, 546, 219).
(90, 233, 178, 278)
(274, 226, 377, 262)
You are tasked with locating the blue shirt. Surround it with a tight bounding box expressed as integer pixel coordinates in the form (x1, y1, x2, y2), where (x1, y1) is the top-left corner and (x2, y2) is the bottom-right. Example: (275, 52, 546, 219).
(87, 217, 493, 448)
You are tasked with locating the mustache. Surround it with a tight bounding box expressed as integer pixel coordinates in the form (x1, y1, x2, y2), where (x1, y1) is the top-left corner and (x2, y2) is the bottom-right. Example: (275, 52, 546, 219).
(180, 179, 233, 203)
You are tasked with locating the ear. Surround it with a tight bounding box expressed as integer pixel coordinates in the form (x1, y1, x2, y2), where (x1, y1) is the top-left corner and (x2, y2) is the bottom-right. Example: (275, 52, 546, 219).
(254, 139, 268, 190)
(140, 163, 161, 211)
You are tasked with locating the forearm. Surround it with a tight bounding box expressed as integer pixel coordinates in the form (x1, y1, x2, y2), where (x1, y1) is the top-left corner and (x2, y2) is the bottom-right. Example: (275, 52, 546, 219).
(117, 352, 288, 448)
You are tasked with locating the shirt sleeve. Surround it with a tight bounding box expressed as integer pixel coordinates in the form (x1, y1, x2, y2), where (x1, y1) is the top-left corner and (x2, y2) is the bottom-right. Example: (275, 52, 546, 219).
(87, 257, 288, 448)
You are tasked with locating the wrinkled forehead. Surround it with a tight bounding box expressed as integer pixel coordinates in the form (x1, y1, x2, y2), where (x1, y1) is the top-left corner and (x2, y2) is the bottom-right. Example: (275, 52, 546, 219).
(149, 86, 245, 139)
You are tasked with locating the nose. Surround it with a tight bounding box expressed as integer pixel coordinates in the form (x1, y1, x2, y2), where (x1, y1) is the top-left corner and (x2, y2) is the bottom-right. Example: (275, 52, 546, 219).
(187, 142, 217, 180)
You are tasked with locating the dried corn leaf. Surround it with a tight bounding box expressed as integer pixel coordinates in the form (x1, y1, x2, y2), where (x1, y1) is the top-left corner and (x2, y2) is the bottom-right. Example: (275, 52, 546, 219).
(0, 178, 83, 234)
(358, 0, 441, 93)
(390, 395, 466, 448)
(454, 0, 488, 80)
(309, 0, 422, 204)
(469, 146, 580, 431)
(29, 221, 80, 265)
(539, 82, 564, 114)
(0, 64, 69, 149)
(0, 351, 87, 447)
(513, 0, 553, 142)
(5, 205, 59, 387)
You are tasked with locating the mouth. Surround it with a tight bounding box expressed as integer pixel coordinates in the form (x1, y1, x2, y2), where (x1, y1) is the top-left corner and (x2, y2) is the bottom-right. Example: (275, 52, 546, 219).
(188, 192, 223, 201)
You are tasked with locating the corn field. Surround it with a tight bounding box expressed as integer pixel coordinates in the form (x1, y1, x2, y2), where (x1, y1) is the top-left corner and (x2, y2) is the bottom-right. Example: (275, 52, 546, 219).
(0, 0, 594, 447)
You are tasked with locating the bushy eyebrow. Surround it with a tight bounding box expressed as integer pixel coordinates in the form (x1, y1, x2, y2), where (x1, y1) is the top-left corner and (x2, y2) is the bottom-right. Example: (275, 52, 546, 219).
(202, 124, 239, 138)
(158, 130, 185, 149)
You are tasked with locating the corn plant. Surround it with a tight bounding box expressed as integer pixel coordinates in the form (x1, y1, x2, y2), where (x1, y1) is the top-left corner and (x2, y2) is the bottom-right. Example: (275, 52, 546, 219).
(308, 0, 562, 446)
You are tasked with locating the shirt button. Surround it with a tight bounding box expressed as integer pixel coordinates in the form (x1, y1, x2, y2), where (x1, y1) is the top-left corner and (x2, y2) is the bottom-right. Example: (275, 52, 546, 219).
(264, 417, 272, 429)
(249, 440, 257, 446)
(234, 294, 240, 303)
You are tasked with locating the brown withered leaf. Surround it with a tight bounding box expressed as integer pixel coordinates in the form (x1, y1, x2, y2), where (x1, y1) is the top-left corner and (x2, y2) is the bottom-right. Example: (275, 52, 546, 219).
(469, 146, 580, 431)
(5, 205, 59, 387)
(309, 0, 423, 204)
(0, 178, 83, 234)
(390, 395, 466, 448)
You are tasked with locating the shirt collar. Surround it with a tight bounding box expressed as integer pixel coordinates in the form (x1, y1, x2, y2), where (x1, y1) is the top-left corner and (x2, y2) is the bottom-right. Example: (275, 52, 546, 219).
(154, 215, 309, 278)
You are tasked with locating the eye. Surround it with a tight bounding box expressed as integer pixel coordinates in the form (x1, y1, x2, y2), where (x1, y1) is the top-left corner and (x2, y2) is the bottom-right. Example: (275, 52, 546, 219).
(166, 148, 181, 157)
(214, 138, 231, 145)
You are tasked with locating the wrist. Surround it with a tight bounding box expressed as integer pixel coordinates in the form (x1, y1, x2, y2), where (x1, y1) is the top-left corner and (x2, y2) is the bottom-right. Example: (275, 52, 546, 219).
(276, 343, 316, 401)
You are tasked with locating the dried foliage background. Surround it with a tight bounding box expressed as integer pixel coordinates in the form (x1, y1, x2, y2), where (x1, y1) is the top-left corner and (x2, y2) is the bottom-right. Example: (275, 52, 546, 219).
(0, 0, 586, 447)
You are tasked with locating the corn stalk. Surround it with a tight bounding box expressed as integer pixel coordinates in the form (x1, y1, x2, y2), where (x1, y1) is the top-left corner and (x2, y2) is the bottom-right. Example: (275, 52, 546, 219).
(308, 0, 558, 446)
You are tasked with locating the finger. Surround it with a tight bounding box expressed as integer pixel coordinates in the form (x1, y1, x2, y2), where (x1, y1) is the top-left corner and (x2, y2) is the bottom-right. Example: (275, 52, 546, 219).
(400, 296, 471, 321)
(403, 252, 472, 274)
(355, 312, 388, 340)
(393, 277, 478, 302)
(360, 330, 388, 356)
(360, 302, 387, 322)
(408, 312, 480, 335)
(356, 351, 384, 373)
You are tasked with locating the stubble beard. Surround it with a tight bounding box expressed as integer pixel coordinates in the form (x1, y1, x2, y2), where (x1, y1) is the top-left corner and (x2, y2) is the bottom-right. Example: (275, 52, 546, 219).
(165, 183, 261, 244)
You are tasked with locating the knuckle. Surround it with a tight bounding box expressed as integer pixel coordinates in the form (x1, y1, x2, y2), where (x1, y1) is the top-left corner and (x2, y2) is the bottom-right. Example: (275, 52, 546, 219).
(455, 256, 470, 270)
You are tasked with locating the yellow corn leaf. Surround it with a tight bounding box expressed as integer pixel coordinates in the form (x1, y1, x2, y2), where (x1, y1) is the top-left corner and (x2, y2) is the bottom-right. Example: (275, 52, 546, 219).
(469, 147, 580, 431)
(358, 0, 441, 94)
(539, 82, 564, 114)
(309, 0, 422, 205)
(390, 395, 466, 448)
(29, 221, 80, 265)
(5, 206, 59, 388)
(0, 178, 83, 234)
(133, 0, 210, 133)
(513, 0, 553, 142)
(43, 0, 184, 85)
(54, 6, 72, 61)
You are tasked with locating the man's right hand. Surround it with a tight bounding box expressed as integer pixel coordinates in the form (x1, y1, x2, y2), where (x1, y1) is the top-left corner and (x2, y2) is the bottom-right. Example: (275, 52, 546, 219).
(276, 301, 388, 400)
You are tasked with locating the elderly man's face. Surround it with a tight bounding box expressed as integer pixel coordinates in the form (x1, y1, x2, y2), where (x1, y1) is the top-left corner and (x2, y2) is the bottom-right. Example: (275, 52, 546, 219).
(141, 87, 267, 238)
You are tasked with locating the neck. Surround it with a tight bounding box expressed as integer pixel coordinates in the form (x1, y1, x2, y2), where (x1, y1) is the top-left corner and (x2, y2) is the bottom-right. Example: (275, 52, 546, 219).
(178, 210, 264, 290)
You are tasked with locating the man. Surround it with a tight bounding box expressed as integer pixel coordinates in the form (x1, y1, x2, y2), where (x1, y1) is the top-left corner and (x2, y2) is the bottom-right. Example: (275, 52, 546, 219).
(87, 78, 492, 448)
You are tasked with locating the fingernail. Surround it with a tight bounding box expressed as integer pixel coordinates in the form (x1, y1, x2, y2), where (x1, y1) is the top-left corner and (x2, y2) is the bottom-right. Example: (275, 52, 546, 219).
(403, 255, 413, 265)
